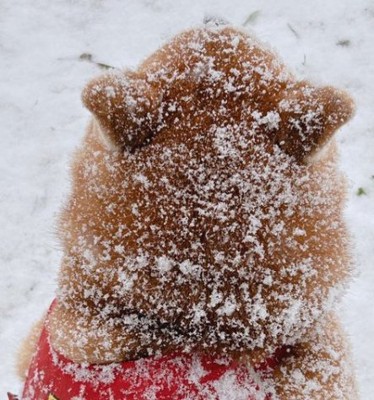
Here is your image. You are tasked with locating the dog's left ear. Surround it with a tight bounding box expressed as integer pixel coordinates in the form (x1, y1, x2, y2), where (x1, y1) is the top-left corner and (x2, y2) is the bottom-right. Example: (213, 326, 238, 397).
(82, 71, 161, 151)
(274, 82, 355, 162)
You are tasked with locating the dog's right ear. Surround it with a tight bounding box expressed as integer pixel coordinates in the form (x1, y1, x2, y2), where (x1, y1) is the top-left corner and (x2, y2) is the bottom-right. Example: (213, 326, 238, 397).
(274, 81, 355, 163)
(82, 71, 161, 152)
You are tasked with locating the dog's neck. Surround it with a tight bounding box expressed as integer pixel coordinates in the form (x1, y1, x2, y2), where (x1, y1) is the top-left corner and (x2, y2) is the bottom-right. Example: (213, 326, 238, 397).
(48, 299, 280, 366)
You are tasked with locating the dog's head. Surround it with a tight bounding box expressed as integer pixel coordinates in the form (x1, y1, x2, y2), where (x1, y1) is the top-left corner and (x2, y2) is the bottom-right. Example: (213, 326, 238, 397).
(57, 27, 354, 362)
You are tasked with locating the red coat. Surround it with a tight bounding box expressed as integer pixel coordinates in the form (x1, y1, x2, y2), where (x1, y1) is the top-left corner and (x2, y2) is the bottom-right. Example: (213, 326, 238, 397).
(17, 302, 289, 400)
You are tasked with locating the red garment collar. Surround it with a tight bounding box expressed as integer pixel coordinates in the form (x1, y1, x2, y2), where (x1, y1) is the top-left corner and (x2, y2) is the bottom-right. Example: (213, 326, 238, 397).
(19, 301, 290, 400)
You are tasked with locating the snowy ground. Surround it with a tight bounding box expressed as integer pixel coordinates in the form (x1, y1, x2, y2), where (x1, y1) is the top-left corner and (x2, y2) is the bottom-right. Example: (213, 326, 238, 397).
(0, 0, 373, 397)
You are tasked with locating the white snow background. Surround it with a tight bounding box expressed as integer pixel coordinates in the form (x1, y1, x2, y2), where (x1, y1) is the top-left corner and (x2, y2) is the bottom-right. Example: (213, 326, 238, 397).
(0, 0, 373, 397)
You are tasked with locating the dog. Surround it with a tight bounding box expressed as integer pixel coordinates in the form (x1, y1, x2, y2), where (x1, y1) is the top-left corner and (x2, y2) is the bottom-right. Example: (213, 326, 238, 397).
(16, 25, 357, 399)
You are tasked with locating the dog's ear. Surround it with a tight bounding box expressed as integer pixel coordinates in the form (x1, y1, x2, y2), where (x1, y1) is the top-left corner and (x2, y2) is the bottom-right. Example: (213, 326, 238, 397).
(274, 82, 355, 162)
(82, 71, 161, 151)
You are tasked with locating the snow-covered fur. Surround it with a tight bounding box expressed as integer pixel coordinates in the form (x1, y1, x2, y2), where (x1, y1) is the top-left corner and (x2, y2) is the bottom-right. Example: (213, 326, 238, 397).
(20, 26, 357, 399)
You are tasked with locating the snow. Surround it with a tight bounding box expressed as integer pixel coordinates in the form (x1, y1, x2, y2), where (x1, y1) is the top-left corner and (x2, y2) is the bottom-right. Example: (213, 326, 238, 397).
(0, 0, 373, 398)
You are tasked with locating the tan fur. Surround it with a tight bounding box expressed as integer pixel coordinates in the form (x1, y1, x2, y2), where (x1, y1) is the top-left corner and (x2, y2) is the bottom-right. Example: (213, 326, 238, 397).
(273, 313, 358, 399)
(21, 26, 357, 399)
(17, 318, 44, 379)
